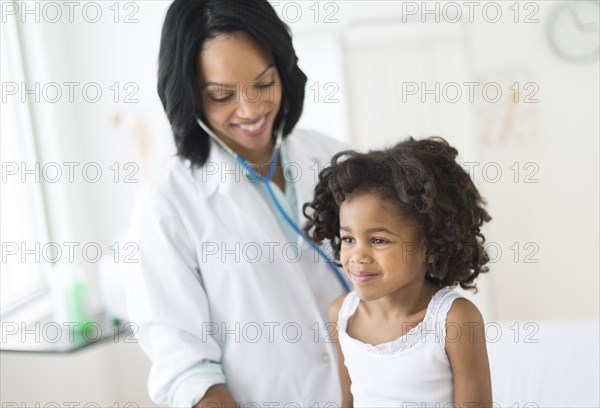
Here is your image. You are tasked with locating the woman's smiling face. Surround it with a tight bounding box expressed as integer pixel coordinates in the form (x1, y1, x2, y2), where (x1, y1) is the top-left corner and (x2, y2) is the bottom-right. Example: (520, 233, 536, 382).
(197, 31, 283, 165)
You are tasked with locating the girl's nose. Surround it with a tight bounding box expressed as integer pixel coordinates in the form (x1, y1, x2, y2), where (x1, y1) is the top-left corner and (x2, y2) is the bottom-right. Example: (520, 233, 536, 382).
(349, 244, 372, 264)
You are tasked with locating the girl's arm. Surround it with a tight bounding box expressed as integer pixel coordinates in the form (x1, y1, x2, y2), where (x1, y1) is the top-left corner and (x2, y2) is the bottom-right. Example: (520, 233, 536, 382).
(445, 298, 493, 408)
(328, 295, 353, 407)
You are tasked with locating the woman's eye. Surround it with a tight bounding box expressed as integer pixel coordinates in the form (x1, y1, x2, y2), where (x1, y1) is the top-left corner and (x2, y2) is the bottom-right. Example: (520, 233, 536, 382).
(210, 94, 234, 103)
(257, 81, 275, 89)
(341, 236, 354, 244)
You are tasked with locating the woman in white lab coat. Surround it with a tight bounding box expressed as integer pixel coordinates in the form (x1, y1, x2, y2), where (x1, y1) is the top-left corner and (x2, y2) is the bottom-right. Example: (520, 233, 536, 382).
(127, 0, 347, 407)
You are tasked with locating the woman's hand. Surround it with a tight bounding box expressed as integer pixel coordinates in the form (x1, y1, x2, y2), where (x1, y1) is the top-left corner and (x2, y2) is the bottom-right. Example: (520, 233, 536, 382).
(193, 384, 238, 408)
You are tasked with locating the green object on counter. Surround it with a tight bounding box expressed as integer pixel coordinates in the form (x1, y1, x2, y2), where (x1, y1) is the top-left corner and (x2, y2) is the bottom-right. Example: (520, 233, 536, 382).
(65, 281, 93, 332)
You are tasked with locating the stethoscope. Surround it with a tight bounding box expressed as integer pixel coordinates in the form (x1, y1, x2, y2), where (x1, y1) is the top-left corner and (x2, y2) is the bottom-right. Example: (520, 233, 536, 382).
(195, 109, 350, 292)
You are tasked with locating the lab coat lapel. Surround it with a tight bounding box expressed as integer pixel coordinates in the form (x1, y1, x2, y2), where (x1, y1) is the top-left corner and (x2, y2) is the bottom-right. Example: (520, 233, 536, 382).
(214, 147, 289, 246)
(286, 135, 321, 232)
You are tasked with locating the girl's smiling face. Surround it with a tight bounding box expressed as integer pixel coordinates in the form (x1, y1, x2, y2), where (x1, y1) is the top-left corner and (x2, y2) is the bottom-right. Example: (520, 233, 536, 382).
(197, 31, 283, 165)
(339, 191, 429, 302)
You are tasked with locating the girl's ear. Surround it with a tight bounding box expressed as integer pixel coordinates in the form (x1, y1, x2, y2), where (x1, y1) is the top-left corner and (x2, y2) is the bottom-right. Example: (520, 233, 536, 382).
(419, 237, 438, 264)
(419, 237, 428, 263)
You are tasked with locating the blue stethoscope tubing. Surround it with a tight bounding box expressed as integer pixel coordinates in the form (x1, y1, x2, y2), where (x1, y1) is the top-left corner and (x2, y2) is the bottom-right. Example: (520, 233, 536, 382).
(195, 114, 351, 293)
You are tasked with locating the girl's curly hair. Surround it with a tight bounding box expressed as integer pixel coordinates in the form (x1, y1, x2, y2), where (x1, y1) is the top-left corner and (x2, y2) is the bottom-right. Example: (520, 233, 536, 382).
(302, 137, 492, 291)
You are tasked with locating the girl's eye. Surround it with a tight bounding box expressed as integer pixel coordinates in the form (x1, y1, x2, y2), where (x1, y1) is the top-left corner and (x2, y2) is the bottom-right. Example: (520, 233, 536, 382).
(372, 238, 389, 245)
(341, 236, 354, 244)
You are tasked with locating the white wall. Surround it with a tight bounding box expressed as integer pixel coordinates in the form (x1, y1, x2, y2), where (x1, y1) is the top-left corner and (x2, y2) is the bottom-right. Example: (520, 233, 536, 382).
(2, 0, 598, 405)
(467, 2, 599, 320)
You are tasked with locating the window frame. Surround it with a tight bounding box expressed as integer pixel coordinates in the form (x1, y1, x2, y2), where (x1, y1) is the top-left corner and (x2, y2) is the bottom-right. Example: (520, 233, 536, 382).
(1, 15, 53, 316)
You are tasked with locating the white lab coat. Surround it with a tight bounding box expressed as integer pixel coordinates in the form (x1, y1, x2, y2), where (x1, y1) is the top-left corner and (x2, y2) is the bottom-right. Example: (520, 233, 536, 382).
(128, 128, 347, 406)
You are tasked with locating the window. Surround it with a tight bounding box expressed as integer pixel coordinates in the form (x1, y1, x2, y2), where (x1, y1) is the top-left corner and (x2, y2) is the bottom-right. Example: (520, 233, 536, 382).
(1, 17, 50, 314)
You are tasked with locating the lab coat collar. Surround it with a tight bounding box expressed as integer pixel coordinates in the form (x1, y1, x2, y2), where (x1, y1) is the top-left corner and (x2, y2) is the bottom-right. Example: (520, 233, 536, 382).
(192, 137, 235, 202)
(197, 136, 286, 242)
(192, 130, 322, 226)
(285, 132, 322, 226)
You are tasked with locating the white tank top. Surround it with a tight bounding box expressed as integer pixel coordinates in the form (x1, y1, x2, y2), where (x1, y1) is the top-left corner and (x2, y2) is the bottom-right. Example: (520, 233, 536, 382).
(337, 287, 462, 407)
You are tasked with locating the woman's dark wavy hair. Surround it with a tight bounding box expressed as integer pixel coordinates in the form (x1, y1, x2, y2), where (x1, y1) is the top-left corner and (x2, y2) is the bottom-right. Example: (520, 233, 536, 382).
(303, 137, 492, 291)
(158, 0, 307, 167)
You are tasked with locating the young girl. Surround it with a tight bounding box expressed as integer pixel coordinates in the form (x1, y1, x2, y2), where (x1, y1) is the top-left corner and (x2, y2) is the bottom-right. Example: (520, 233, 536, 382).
(304, 137, 493, 407)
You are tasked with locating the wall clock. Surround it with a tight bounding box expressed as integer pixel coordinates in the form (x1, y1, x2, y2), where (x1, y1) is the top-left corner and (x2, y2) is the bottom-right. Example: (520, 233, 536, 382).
(547, 1, 600, 63)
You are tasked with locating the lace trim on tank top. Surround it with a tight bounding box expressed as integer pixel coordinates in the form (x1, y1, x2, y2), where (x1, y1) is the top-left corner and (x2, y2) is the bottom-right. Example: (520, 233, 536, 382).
(338, 287, 462, 355)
